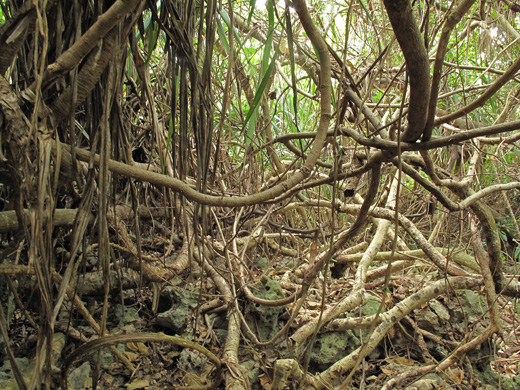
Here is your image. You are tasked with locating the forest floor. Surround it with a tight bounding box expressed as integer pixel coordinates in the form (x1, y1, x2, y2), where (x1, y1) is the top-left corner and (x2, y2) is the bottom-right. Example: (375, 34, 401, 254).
(2, 235, 520, 390)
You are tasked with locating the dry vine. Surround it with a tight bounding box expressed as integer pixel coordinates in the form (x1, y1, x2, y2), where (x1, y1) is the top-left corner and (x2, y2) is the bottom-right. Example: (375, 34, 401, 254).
(0, 0, 520, 389)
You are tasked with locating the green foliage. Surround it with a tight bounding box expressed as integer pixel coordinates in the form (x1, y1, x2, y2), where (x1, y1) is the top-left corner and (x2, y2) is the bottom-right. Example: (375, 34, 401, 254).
(242, 44, 280, 143)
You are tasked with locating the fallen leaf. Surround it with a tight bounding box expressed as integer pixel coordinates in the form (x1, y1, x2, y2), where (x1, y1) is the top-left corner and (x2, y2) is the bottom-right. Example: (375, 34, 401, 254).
(259, 374, 272, 390)
(124, 351, 140, 362)
(446, 367, 464, 384)
(127, 342, 149, 355)
(126, 379, 150, 390)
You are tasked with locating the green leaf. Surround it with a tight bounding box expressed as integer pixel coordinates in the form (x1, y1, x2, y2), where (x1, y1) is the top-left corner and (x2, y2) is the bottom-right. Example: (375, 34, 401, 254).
(127, 48, 134, 78)
(261, 0, 275, 75)
(216, 16, 230, 54)
(357, 0, 374, 24)
(242, 45, 281, 139)
(218, 6, 246, 53)
(145, 21, 159, 65)
(246, 111, 256, 144)
(247, 0, 257, 25)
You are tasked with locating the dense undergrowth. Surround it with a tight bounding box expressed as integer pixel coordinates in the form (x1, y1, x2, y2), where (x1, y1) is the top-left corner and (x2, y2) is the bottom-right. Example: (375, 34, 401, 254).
(1, 0, 520, 389)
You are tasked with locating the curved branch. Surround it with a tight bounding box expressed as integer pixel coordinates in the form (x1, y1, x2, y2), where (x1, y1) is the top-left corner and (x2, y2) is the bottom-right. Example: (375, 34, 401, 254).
(311, 276, 482, 389)
(340, 119, 520, 152)
(58, 0, 332, 208)
(397, 159, 459, 211)
(0, 3, 36, 75)
(337, 203, 468, 276)
(50, 27, 119, 122)
(290, 0, 332, 173)
(434, 55, 520, 126)
(454, 186, 506, 291)
(459, 182, 520, 209)
(27, 0, 143, 92)
(382, 0, 430, 142)
(334, 164, 382, 248)
(423, 0, 478, 141)
(63, 332, 221, 388)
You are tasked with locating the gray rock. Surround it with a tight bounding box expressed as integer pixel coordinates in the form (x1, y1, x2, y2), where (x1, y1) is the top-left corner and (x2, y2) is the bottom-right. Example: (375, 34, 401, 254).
(69, 361, 91, 390)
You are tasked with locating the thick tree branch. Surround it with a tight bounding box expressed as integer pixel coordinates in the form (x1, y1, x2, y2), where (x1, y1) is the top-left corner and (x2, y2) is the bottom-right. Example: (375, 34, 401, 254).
(382, 0, 430, 142)
(340, 119, 520, 151)
(423, 0, 478, 141)
(26, 0, 143, 93)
